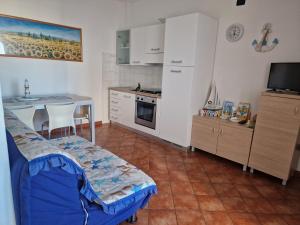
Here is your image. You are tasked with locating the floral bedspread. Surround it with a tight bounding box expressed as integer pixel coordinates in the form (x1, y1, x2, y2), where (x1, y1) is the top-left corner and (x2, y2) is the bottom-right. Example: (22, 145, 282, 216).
(4, 109, 156, 214)
(49, 136, 156, 204)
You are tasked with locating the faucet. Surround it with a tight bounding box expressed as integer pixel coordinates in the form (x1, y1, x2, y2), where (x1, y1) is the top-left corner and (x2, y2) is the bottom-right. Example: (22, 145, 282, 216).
(24, 79, 30, 98)
(135, 83, 141, 92)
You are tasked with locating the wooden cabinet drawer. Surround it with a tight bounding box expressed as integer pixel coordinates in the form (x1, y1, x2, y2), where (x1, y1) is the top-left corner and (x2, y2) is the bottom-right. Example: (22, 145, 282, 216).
(217, 124, 253, 165)
(191, 116, 218, 154)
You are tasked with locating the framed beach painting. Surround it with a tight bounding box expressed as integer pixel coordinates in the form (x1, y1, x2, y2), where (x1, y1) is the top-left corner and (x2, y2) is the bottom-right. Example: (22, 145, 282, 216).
(0, 14, 82, 62)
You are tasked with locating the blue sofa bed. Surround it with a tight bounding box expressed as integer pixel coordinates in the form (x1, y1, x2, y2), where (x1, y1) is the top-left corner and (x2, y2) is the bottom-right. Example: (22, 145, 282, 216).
(5, 110, 157, 225)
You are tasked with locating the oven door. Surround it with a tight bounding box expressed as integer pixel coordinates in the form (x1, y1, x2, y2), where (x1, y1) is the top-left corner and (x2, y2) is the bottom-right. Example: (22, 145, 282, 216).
(135, 101, 157, 129)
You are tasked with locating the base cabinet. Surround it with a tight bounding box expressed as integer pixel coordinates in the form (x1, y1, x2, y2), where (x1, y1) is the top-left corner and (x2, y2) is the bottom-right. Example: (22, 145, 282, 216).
(191, 116, 218, 154)
(109, 90, 135, 128)
(191, 116, 253, 169)
(249, 92, 300, 183)
(217, 122, 253, 167)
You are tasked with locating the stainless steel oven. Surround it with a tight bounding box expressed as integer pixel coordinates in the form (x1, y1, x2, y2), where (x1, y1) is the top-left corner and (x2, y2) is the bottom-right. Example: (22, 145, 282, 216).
(135, 95, 157, 129)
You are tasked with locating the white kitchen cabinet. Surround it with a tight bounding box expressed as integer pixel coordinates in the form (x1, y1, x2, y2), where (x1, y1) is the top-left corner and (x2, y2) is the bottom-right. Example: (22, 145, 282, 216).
(109, 90, 135, 128)
(130, 27, 146, 65)
(164, 13, 199, 67)
(159, 66, 194, 146)
(145, 24, 165, 54)
(159, 13, 218, 147)
(120, 93, 135, 128)
(144, 24, 165, 64)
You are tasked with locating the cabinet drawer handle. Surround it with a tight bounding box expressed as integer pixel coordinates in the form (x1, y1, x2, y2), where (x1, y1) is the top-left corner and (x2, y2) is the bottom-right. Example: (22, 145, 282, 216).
(170, 70, 182, 73)
(211, 127, 215, 135)
(123, 95, 131, 98)
(111, 101, 119, 104)
(151, 48, 160, 51)
(111, 108, 119, 112)
(295, 107, 299, 115)
(111, 116, 118, 120)
(171, 60, 183, 64)
(111, 93, 118, 96)
(132, 61, 141, 64)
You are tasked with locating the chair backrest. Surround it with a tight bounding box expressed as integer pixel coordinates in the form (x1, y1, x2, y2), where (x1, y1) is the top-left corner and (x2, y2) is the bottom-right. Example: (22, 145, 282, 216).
(46, 103, 76, 133)
(9, 105, 36, 130)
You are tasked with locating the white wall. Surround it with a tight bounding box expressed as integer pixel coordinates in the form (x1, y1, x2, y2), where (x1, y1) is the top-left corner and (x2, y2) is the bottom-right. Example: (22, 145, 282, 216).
(62, 0, 124, 121)
(0, 83, 16, 225)
(0, 0, 68, 96)
(127, 0, 300, 112)
(0, 0, 124, 121)
(213, 0, 300, 112)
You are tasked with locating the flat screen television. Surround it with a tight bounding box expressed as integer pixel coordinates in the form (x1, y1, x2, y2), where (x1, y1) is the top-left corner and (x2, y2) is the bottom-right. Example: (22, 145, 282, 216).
(267, 63, 300, 92)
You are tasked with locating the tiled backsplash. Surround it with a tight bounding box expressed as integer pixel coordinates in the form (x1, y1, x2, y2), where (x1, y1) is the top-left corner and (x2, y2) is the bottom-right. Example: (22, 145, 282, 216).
(118, 65, 163, 89)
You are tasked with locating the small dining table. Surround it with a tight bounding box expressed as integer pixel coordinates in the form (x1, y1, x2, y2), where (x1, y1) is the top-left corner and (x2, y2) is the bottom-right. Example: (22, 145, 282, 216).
(3, 94, 96, 144)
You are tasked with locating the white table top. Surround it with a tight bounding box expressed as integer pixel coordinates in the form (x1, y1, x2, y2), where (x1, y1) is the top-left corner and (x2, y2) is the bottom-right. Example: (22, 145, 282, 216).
(3, 94, 93, 110)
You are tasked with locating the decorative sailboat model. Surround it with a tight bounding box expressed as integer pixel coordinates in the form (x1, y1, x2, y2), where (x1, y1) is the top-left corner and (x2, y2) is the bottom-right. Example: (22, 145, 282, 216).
(200, 80, 222, 117)
(203, 80, 222, 110)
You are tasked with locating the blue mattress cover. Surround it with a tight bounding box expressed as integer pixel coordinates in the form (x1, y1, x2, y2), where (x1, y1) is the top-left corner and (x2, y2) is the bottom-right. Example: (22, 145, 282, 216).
(5, 110, 157, 216)
(7, 130, 155, 225)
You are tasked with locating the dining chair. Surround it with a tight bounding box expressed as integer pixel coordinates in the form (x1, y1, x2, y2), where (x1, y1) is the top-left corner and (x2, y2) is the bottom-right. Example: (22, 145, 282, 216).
(74, 105, 89, 135)
(9, 105, 36, 130)
(42, 103, 77, 139)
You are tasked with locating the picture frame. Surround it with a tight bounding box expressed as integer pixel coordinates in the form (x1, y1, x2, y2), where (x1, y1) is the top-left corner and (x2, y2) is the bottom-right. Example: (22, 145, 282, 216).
(236, 102, 251, 121)
(221, 101, 234, 120)
(0, 14, 82, 62)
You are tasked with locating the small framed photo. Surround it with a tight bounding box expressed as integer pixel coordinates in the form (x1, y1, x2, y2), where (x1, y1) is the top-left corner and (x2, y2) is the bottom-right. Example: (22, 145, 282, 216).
(221, 101, 234, 120)
(236, 102, 251, 121)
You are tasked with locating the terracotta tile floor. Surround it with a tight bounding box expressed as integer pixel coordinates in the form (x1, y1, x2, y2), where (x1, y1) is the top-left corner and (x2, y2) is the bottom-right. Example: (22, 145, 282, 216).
(79, 124, 300, 224)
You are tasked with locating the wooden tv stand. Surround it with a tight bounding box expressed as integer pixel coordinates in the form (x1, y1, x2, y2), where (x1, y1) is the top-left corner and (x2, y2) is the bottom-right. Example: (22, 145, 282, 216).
(249, 91, 300, 185)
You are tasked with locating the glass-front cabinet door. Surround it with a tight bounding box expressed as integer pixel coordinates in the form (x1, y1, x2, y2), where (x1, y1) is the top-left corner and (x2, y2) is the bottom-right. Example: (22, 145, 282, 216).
(116, 30, 130, 64)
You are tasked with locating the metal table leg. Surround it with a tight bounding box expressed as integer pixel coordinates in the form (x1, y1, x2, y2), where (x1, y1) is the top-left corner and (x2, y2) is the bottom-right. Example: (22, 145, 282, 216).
(89, 103, 95, 144)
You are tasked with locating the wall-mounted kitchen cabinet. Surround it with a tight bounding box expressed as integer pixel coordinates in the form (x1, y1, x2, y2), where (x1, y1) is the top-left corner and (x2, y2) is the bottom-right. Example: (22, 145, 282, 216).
(144, 24, 165, 64)
(116, 30, 130, 65)
(145, 24, 165, 54)
(164, 13, 199, 67)
(130, 27, 146, 65)
(117, 23, 165, 65)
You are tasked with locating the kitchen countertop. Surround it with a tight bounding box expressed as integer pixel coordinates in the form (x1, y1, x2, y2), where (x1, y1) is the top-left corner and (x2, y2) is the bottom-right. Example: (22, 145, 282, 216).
(109, 87, 161, 99)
